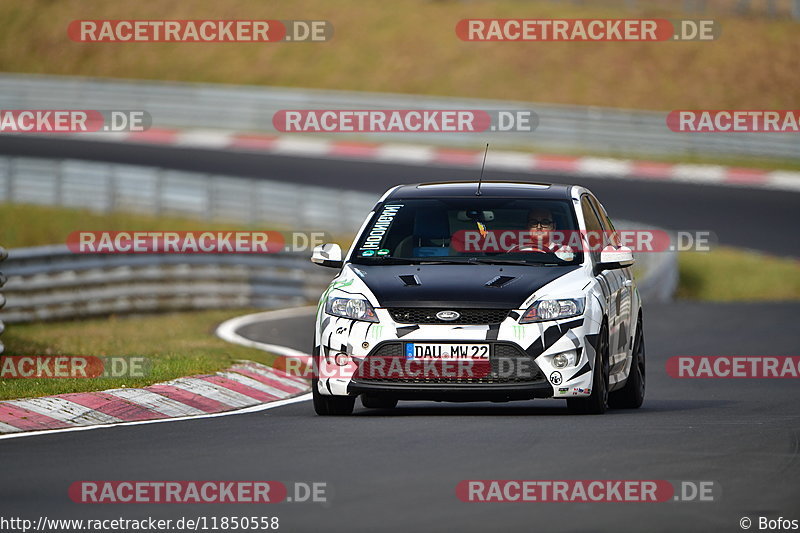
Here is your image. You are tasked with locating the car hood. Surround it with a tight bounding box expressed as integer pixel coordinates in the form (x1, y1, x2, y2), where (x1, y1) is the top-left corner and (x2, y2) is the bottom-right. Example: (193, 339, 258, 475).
(349, 263, 580, 308)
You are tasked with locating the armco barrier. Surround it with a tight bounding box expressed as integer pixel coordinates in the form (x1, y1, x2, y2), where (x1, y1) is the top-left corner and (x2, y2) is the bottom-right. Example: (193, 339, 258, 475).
(0, 235, 675, 325)
(0, 156, 379, 235)
(0, 246, 7, 353)
(0, 245, 335, 323)
(0, 74, 796, 160)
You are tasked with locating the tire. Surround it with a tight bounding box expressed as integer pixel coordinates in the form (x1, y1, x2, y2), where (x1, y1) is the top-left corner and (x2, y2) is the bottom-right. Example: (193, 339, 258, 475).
(567, 323, 609, 415)
(311, 344, 355, 416)
(361, 395, 398, 409)
(609, 314, 646, 409)
(312, 378, 356, 415)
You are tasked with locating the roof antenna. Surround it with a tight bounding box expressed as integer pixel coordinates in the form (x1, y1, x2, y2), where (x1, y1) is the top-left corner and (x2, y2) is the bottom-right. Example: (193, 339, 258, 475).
(476, 143, 489, 196)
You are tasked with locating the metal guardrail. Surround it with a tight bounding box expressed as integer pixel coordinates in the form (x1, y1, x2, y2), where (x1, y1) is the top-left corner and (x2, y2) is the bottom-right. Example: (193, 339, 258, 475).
(0, 246, 335, 323)
(0, 244, 674, 324)
(0, 74, 796, 160)
(0, 245, 6, 353)
(0, 156, 379, 235)
(0, 232, 675, 325)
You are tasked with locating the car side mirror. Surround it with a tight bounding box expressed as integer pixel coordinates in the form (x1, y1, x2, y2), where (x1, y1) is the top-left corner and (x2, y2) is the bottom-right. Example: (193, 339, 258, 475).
(311, 243, 344, 268)
(598, 246, 634, 271)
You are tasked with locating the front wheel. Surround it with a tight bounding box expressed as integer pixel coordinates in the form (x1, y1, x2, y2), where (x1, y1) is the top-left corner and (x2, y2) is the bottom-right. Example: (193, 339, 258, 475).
(567, 323, 609, 415)
(312, 378, 355, 415)
(609, 314, 645, 409)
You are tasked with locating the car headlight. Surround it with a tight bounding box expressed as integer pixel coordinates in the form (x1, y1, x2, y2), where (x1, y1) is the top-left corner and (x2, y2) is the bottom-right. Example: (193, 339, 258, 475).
(520, 298, 585, 323)
(325, 296, 379, 322)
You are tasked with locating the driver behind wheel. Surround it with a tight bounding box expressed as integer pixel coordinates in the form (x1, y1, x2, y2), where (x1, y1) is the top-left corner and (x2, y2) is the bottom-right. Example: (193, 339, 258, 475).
(520, 208, 575, 260)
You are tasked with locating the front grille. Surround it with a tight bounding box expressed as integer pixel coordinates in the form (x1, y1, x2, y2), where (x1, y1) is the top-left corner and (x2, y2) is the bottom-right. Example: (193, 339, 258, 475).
(354, 342, 545, 384)
(388, 308, 510, 325)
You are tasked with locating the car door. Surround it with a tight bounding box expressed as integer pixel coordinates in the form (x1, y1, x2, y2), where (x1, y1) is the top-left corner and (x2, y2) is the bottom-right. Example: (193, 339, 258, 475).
(580, 195, 625, 377)
(589, 195, 634, 379)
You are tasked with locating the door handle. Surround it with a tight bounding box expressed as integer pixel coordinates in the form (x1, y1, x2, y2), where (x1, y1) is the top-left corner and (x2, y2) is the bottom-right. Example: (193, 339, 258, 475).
(623, 279, 633, 287)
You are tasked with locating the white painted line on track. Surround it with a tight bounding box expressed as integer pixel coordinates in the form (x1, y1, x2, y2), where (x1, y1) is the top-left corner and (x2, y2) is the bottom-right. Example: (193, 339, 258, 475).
(215, 305, 316, 363)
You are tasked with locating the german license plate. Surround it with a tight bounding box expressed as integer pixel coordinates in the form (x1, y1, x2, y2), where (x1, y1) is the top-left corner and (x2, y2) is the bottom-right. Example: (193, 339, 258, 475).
(405, 343, 489, 360)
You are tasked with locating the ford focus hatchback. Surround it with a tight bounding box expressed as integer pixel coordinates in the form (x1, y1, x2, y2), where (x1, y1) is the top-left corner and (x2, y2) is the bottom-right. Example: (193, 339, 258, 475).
(310, 181, 645, 415)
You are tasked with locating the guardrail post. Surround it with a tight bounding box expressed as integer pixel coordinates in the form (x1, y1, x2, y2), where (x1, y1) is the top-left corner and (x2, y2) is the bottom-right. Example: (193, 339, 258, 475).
(155, 167, 163, 216)
(0, 245, 7, 354)
(56, 159, 64, 207)
(7, 158, 16, 202)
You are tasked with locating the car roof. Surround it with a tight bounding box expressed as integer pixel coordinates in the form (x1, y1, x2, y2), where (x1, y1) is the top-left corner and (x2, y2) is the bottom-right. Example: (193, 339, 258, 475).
(385, 181, 575, 200)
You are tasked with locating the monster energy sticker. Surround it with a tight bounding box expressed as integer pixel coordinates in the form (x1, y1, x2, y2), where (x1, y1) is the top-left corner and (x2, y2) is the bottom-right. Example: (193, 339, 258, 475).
(359, 204, 403, 250)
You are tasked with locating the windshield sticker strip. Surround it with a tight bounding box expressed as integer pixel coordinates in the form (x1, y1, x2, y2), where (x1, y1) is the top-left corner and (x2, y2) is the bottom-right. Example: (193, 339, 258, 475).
(359, 204, 403, 251)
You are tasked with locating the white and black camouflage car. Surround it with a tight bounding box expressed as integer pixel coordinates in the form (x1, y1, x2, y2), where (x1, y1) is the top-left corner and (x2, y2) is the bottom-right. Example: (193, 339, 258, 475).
(310, 181, 645, 415)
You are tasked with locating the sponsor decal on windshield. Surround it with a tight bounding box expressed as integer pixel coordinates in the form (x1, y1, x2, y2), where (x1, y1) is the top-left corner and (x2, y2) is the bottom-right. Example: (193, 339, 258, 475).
(359, 204, 403, 251)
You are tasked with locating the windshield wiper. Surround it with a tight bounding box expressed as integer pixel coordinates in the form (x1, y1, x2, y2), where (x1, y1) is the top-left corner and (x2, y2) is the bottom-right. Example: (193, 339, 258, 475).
(469, 258, 562, 266)
(353, 257, 422, 265)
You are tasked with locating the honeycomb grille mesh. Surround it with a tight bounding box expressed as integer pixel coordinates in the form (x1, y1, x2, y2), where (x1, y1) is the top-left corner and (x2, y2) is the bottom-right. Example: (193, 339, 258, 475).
(388, 308, 510, 325)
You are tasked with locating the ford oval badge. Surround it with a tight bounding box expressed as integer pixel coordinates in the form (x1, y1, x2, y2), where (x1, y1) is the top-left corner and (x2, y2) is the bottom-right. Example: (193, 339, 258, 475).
(436, 310, 460, 321)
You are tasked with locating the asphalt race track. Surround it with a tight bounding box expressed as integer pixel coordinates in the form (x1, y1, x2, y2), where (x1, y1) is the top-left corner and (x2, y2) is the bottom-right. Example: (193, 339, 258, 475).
(0, 135, 798, 257)
(1, 302, 798, 532)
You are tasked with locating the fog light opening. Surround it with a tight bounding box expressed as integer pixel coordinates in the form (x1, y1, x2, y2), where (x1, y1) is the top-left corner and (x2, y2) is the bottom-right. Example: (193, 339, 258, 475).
(553, 354, 569, 368)
(551, 350, 577, 369)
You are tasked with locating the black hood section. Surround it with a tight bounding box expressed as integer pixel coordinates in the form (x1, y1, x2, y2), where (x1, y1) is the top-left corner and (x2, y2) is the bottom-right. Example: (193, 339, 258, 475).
(354, 264, 579, 308)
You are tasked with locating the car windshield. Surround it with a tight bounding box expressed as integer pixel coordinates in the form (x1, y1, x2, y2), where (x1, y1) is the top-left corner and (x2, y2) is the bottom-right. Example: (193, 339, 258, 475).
(350, 198, 583, 265)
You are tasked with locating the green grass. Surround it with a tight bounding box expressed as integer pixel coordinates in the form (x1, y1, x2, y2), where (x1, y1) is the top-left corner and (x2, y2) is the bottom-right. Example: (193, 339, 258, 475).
(0, 203, 351, 249)
(0, 309, 277, 401)
(0, 204, 270, 249)
(677, 247, 800, 301)
(1, 0, 798, 111)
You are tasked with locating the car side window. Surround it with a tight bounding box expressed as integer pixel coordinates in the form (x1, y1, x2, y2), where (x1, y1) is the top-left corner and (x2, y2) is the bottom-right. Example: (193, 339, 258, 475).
(589, 196, 620, 247)
(580, 196, 604, 264)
